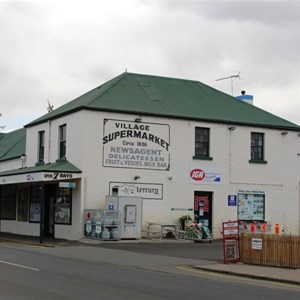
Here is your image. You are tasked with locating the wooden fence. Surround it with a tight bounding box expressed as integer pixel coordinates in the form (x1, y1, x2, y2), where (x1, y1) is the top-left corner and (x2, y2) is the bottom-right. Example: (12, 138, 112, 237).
(240, 233, 300, 269)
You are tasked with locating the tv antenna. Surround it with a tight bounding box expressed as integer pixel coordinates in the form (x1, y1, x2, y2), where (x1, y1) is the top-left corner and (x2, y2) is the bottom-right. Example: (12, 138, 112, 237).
(47, 100, 54, 113)
(0, 113, 5, 130)
(216, 72, 242, 96)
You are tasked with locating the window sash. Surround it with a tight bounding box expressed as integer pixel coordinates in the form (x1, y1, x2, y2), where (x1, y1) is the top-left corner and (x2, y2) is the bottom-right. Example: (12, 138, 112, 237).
(195, 127, 209, 157)
(59, 125, 66, 158)
(38, 131, 45, 163)
(0, 185, 17, 220)
(55, 188, 72, 225)
(251, 133, 264, 160)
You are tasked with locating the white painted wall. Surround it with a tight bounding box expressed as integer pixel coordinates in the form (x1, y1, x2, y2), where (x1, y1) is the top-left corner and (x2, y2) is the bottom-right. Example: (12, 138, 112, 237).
(2, 109, 300, 239)
(78, 111, 300, 238)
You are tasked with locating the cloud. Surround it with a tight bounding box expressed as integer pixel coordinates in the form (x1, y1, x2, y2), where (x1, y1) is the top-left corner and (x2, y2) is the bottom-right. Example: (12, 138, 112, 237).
(0, 0, 299, 131)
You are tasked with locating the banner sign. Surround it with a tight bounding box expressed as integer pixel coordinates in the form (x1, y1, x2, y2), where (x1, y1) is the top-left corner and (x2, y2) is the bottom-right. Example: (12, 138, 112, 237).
(103, 119, 170, 170)
(0, 172, 81, 185)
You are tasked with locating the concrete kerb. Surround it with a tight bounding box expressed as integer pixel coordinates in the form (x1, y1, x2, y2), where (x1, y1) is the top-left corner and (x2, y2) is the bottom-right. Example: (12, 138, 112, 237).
(193, 263, 300, 286)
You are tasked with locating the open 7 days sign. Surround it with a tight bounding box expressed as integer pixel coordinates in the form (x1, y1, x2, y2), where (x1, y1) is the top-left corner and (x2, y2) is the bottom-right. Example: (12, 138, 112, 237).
(102, 119, 170, 170)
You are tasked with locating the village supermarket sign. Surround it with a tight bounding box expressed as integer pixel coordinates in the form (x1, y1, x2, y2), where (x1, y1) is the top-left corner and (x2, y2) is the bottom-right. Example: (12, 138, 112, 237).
(102, 119, 170, 170)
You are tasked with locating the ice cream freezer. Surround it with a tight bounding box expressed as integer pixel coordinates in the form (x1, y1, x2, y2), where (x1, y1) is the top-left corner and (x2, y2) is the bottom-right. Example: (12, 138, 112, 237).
(105, 196, 143, 239)
(83, 209, 121, 241)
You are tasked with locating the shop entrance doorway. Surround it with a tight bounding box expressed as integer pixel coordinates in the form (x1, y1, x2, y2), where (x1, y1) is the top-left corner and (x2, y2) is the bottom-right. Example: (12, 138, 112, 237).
(194, 191, 213, 231)
(44, 184, 56, 238)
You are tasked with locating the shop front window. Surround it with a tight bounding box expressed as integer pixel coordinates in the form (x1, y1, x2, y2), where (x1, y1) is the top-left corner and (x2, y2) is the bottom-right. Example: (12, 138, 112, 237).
(17, 185, 29, 222)
(0, 184, 17, 220)
(29, 185, 41, 222)
(55, 188, 72, 225)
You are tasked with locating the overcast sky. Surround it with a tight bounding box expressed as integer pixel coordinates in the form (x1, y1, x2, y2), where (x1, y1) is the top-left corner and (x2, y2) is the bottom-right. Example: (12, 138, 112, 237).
(1, 0, 300, 132)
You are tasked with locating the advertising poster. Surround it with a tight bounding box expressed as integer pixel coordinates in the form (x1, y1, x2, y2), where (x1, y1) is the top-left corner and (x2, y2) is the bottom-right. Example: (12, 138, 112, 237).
(222, 221, 240, 263)
(103, 119, 170, 170)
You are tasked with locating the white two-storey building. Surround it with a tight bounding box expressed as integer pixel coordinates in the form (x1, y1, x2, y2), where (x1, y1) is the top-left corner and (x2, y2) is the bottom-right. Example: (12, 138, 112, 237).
(0, 72, 300, 240)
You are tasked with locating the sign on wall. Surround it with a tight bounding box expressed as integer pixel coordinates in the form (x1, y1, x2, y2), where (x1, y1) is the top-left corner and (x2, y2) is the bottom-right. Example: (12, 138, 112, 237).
(109, 182, 163, 200)
(237, 189, 265, 221)
(189, 165, 221, 184)
(103, 119, 170, 170)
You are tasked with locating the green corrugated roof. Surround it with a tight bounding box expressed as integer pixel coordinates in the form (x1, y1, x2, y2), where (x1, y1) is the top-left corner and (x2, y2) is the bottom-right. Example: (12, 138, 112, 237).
(0, 159, 82, 177)
(0, 133, 7, 141)
(26, 72, 300, 130)
(0, 128, 26, 161)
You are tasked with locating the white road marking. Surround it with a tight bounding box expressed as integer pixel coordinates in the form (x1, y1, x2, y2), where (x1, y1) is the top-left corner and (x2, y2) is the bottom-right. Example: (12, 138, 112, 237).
(0, 260, 40, 271)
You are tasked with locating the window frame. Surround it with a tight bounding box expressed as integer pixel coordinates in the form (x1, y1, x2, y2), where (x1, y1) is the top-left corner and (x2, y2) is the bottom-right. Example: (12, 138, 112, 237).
(54, 187, 72, 225)
(249, 132, 267, 164)
(38, 130, 45, 164)
(0, 184, 17, 220)
(29, 185, 41, 223)
(59, 124, 67, 159)
(193, 127, 213, 160)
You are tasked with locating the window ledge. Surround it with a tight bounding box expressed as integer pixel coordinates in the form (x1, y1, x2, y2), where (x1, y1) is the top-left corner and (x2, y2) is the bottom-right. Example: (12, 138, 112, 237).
(193, 156, 213, 161)
(249, 159, 268, 164)
(56, 157, 67, 162)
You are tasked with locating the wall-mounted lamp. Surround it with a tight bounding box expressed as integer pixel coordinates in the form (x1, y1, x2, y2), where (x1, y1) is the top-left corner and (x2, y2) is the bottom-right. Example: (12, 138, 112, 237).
(134, 117, 142, 123)
(281, 131, 288, 135)
(134, 175, 141, 180)
(228, 126, 236, 131)
(168, 175, 173, 180)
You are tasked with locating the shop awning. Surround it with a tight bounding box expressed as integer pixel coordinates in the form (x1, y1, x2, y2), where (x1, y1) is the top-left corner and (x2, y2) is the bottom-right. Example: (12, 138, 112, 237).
(0, 160, 82, 185)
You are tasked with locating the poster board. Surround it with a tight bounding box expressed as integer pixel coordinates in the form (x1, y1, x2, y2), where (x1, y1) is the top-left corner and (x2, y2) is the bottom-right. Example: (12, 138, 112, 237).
(222, 221, 240, 264)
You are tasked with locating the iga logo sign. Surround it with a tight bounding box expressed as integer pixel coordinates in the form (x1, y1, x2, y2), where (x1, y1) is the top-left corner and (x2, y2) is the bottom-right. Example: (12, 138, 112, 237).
(189, 166, 221, 184)
(190, 169, 205, 181)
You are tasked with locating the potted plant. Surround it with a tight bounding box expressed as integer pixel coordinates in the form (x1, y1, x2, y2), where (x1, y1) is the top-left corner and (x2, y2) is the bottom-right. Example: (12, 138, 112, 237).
(179, 215, 192, 230)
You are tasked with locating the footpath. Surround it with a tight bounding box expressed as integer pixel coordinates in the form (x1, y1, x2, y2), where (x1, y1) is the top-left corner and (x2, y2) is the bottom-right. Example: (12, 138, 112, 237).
(0, 233, 299, 286)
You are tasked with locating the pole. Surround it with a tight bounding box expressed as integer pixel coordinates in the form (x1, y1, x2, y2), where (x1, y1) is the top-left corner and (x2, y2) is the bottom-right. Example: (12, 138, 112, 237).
(39, 183, 45, 244)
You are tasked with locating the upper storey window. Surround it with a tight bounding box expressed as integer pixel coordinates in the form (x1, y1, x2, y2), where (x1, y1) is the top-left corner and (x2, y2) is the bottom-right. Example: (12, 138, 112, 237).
(38, 131, 45, 163)
(250, 132, 267, 164)
(194, 127, 212, 160)
(59, 124, 66, 159)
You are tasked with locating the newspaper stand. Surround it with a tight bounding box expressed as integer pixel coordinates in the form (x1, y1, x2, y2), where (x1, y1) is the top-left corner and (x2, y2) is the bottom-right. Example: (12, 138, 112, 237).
(222, 221, 240, 264)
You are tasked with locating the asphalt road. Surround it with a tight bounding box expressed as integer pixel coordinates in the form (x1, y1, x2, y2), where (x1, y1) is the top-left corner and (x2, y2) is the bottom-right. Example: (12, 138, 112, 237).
(0, 241, 299, 299)
(92, 239, 224, 261)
